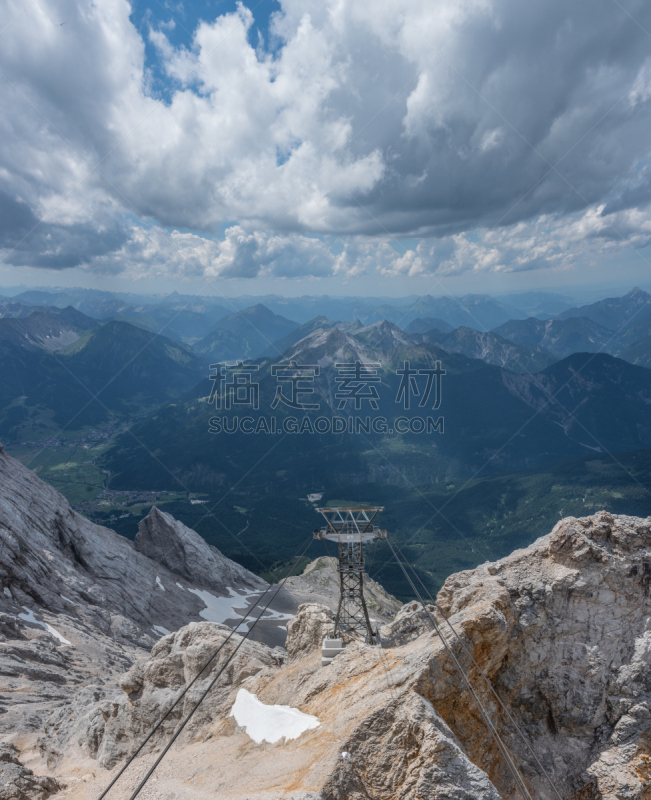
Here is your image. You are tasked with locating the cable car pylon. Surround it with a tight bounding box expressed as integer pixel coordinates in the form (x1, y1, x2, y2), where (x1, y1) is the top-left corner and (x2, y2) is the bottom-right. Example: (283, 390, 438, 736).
(313, 506, 387, 664)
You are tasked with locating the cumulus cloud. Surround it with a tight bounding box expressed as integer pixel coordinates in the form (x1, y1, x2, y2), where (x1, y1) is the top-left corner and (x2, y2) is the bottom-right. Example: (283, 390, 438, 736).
(90, 225, 344, 279)
(70, 198, 651, 282)
(1, 0, 651, 275)
(377, 203, 651, 278)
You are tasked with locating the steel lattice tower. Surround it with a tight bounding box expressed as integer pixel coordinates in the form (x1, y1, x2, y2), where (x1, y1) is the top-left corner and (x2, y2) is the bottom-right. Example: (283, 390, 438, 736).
(313, 506, 387, 644)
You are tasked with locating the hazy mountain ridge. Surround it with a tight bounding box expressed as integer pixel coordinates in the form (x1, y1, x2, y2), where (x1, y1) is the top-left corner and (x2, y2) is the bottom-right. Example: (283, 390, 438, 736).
(260, 316, 364, 357)
(619, 334, 651, 368)
(558, 286, 651, 331)
(0, 307, 99, 353)
(4, 287, 651, 449)
(417, 326, 557, 373)
(195, 304, 300, 362)
(405, 317, 454, 334)
(99, 322, 651, 501)
(493, 315, 617, 357)
(0, 320, 210, 442)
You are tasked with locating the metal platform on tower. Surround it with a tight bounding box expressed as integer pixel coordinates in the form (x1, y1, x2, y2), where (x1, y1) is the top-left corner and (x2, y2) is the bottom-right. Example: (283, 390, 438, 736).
(313, 506, 387, 647)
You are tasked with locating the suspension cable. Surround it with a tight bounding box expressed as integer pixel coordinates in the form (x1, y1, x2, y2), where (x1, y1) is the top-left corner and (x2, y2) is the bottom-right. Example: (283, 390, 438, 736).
(97, 537, 313, 800)
(385, 537, 533, 800)
(126, 535, 314, 800)
(393, 541, 563, 800)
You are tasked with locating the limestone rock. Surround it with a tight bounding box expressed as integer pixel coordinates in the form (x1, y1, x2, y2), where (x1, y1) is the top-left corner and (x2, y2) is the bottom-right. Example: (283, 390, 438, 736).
(7, 472, 651, 800)
(61, 511, 651, 799)
(0, 447, 271, 743)
(321, 693, 500, 800)
(280, 556, 401, 623)
(380, 600, 437, 647)
(0, 742, 64, 800)
(135, 507, 265, 593)
(285, 603, 334, 661)
(76, 621, 286, 768)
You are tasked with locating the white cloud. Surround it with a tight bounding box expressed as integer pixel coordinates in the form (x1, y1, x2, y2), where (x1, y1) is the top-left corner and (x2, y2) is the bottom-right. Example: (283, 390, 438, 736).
(378, 203, 651, 278)
(76, 199, 651, 281)
(1, 0, 651, 277)
(89, 224, 343, 279)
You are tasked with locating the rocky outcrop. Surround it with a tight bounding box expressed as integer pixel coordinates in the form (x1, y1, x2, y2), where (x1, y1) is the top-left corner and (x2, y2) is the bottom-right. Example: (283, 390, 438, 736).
(285, 603, 333, 661)
(0, 447, 255, 649)
(54, 511, 651, 800)
(48, 622, 286, 769)
(380, 600, 436, 646)
(0, 743, 64, 800)
(5, 458, 651, 800)
(0, 447, 271, 743)
(135, 507, 265, 593)
(425, 510, 651, 800)
(281, 556, 401, 623)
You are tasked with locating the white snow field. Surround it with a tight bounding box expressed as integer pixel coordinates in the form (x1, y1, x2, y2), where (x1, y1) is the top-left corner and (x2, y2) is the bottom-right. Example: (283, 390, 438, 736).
(229, 688, 320, 744)
(187, 586, 259, 626)
(18, 606, 71, 645)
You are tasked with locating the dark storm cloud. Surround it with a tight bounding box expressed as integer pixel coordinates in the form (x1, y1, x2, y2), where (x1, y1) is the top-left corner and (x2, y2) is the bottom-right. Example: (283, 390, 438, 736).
(0, 193, 128, 269)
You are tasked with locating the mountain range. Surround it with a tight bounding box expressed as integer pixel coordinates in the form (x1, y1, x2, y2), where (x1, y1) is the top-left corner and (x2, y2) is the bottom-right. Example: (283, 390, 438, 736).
(3, 286, 651, 447)
(492, 316, 617, 357)
(100, 319, 651, 501)
(0, 315, 208, 441)
(194, 303, 299, 361)
(417, 326, 557, 373)
(558, 286, 651, 330)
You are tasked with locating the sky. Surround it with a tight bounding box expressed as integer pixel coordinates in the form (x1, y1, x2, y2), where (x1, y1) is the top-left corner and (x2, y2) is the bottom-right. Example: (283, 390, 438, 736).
(1, 0, 651, 296)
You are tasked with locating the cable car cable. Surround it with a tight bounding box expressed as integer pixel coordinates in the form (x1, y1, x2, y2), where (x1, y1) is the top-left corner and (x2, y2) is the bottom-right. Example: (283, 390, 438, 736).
(392, 541, 563, 800)
(125, 535, 314, 800)
(385, 536, 533, 800)
(96, 536, 313, 800)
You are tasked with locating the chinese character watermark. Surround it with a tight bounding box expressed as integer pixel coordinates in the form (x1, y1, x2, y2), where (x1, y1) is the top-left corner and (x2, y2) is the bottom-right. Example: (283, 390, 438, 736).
(271, 361, 321, 410)
(334, 362, 381, 410)
(209, 362, 260, 410)
(395, 360, 445, 409)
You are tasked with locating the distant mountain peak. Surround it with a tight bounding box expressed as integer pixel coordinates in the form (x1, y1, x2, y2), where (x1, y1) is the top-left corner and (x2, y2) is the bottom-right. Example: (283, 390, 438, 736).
(624, 286, 650, 300)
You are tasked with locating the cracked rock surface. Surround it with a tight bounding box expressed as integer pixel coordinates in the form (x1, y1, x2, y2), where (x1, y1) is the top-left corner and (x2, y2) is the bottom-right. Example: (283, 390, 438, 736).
(3, 436, 651, 800)
(0, 742, 64, 800)
(0, 446, 267, 760)
(47, 511, 651, 800)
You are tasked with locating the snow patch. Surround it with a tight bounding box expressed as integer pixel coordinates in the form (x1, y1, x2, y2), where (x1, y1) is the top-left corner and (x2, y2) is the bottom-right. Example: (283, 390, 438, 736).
(152, 625, 171, 636)
(260, 607, 293, 623)
(18, 606, 71, 645)
(60, 594, 72, 604)
(156, 576, 165, 592)
(229, 689, 320, 744)
(187, 586, 258, 627)
(3, 587, 11, 598)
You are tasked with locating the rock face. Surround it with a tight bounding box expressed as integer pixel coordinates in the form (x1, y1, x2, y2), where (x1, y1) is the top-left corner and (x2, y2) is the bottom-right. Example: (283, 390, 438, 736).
(0, 742, 63, 800)
(285, 603, 333, 661)
(135, 507, 265, 593)
(380, 599, 437, 647)
(47, 622, 286, 769)
(4, 466, 651, 800)
(0, 447, 268, 742)
(427, 510, 651, 800)
(280, 556, 402, 623)
(53, 511, 651, 800)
